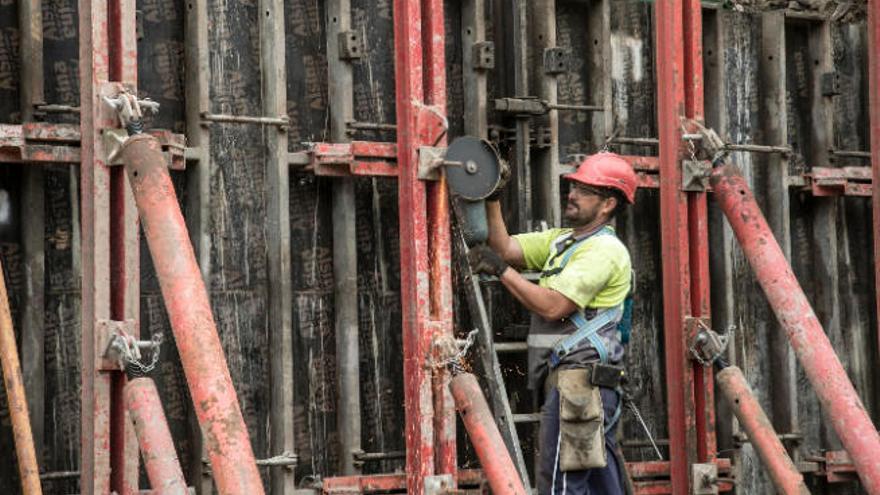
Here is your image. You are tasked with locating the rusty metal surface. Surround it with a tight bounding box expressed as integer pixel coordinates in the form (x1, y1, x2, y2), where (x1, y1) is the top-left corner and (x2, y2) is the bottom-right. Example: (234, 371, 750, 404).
(715, 367, 808, 495)
(710, 164, 880, 494)
(124, 378, 188, 495)
(120, 134, 264, 495)
(449, 373, 526, 495)
(656, 0, 699, 489)
(393, 0, 438, 489)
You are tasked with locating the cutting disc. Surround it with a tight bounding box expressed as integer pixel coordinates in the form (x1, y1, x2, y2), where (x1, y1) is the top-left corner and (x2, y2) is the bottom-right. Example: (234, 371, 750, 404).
(445, 136, 502, 201)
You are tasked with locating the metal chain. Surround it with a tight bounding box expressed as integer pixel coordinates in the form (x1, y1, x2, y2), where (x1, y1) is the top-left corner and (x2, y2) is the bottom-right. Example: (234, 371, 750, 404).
(116, 331, 164, 375)
(433, 328, 479, 373)
(689, 320, 734, 368)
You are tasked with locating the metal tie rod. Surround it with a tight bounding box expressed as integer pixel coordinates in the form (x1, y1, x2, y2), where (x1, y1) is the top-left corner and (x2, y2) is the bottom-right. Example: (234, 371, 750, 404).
(830, 149, 871, 159)
(201, 112, 289, 127)
(610, 135, 792, 154)
(346, 121, 397, 131)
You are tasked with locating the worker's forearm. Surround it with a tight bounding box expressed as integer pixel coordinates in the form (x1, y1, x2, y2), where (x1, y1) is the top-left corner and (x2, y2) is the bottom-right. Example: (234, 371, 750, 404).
(498, 268, 574, 321)
(485, 200, 511, 253)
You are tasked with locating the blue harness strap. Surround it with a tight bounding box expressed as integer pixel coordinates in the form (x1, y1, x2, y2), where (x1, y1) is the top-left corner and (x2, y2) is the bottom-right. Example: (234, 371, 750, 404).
(550, 305, 622, 368)
(543, 225, 625, 369)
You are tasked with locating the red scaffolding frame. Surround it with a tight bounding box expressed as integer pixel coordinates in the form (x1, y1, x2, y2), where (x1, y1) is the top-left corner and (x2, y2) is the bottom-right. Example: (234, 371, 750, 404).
(0, 0, 877, 490)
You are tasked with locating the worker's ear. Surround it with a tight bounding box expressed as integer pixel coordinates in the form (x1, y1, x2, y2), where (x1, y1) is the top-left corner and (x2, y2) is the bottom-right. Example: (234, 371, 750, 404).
(601, 195, 618, 217)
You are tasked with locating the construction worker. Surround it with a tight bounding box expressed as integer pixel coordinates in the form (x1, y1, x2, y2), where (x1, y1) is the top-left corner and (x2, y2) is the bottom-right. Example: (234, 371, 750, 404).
(468, 152, 637, 495)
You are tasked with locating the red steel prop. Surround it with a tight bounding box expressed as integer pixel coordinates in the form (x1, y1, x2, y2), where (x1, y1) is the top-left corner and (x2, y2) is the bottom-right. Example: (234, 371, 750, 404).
(710, 165, 880, 494)
(124, 378, 188, 495)
(0, 259, 42, 494)
(870, 0, 880, 364)
(120, 134, 264, 495)
(715, 367, 808, 495)
(450, 373, 527, 495)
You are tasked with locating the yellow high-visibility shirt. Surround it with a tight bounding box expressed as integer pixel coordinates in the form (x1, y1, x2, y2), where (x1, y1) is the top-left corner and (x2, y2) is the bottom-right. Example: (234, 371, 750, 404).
(513, 226, 631, 309)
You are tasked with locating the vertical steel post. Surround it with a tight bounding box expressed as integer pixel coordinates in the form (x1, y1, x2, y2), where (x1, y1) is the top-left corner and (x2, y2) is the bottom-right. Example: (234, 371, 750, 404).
(259, 0, 295, 489)
(529, 0, 560, 227)
(450, 374, 527, 495)
(124, 378, 188, 495)
(715, 367, 809, 495)
(119, 134, 265, 495)
(0, 257, 42, 494)
(18, 0, 45, 464)
(183, 0, 214, 488)
(709, 164, 880, 494)
(326, 0, 362, 476)
(394, 0, 432, 490)
(871, 0, 880, 364)
(683, 0, 716, 465)
(423, 0, 455, 477)
(462, 0, 488, 138)
(79, 0, 141, 488)
(656, 0, 698, 490)
(108, 0, 142, 489)
(512, 0, 532, 232)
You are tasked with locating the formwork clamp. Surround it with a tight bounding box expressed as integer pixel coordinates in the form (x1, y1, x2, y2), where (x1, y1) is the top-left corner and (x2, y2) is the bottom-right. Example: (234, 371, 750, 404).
(686, 317, 730, 367)
(99, 319, 163, 375)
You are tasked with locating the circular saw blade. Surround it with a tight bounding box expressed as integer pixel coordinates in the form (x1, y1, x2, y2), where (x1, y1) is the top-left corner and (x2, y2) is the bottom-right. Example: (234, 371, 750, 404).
(445, 136, 502, 201)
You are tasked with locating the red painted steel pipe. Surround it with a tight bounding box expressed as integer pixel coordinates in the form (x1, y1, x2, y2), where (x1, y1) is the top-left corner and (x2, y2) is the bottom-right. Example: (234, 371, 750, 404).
(869, 0, 880, 376)
(120, 134, 264, 495)
(450, 373, 527, 495)
(715, 367, 808, 495)
(124, 377, 188, 495)
(0, 259, 42, 494)
(710, 165, 880, 494)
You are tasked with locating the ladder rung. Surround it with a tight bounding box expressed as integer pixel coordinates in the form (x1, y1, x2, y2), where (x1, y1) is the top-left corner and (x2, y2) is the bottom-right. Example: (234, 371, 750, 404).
(494, 342, 528, 353)
(513, 413, 541, 424)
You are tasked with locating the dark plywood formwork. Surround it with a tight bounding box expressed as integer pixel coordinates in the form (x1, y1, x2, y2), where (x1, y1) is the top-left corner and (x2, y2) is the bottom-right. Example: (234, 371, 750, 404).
(0, 0, 877, 493)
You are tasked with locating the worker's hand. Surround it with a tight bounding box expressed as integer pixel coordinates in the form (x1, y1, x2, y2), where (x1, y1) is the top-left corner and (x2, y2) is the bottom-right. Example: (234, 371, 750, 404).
(468, 245, 508, 277)
(485, 158, 511, 202)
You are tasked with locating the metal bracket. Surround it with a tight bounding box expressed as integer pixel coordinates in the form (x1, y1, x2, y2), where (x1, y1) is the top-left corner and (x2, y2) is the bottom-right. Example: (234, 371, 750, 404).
(494, 97, 546, 115)
(338, 30, 363, 60)
(543, 47, 569, 74)
(424, 474, 454, 495)
(471, 41, 495, 70)
(682, 159, 712, 192)
(687, 317, 730, 367)
(96, 319, 137, 371)
(418, 146, 446, 181)
(102, 127, 130, 165)
(692, 463, 719, 495)
(820, 71, 840, 97)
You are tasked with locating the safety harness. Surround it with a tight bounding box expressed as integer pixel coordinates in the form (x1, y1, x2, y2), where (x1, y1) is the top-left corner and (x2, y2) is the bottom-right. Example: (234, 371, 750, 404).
(543, 225, 632, 368)
(541, 225, 633, 433)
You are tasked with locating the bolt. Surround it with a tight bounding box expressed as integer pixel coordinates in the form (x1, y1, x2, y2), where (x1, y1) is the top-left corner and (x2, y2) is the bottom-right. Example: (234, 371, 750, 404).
(465, 160, 478, 174)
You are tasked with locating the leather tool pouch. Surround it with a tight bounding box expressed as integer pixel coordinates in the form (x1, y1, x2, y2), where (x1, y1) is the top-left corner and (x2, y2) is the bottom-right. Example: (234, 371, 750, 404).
(557, 369, 606, 471)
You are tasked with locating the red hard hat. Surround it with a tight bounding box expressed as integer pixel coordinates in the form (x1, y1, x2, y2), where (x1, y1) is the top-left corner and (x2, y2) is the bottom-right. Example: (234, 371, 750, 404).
(564, 152, 638, 203)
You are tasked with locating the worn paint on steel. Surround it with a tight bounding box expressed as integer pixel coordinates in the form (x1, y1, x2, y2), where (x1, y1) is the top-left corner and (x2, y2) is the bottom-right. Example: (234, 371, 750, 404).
(422, 0, 456, 479)
(715, 367, 809, 495)
(124, 378, 188, 495)
(710, 164, 880, 494)
(450, 373, 527, 495)
(120, 134, 264, 495)
(656, 0, 698, 489)
(393, 0, 436, 490)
